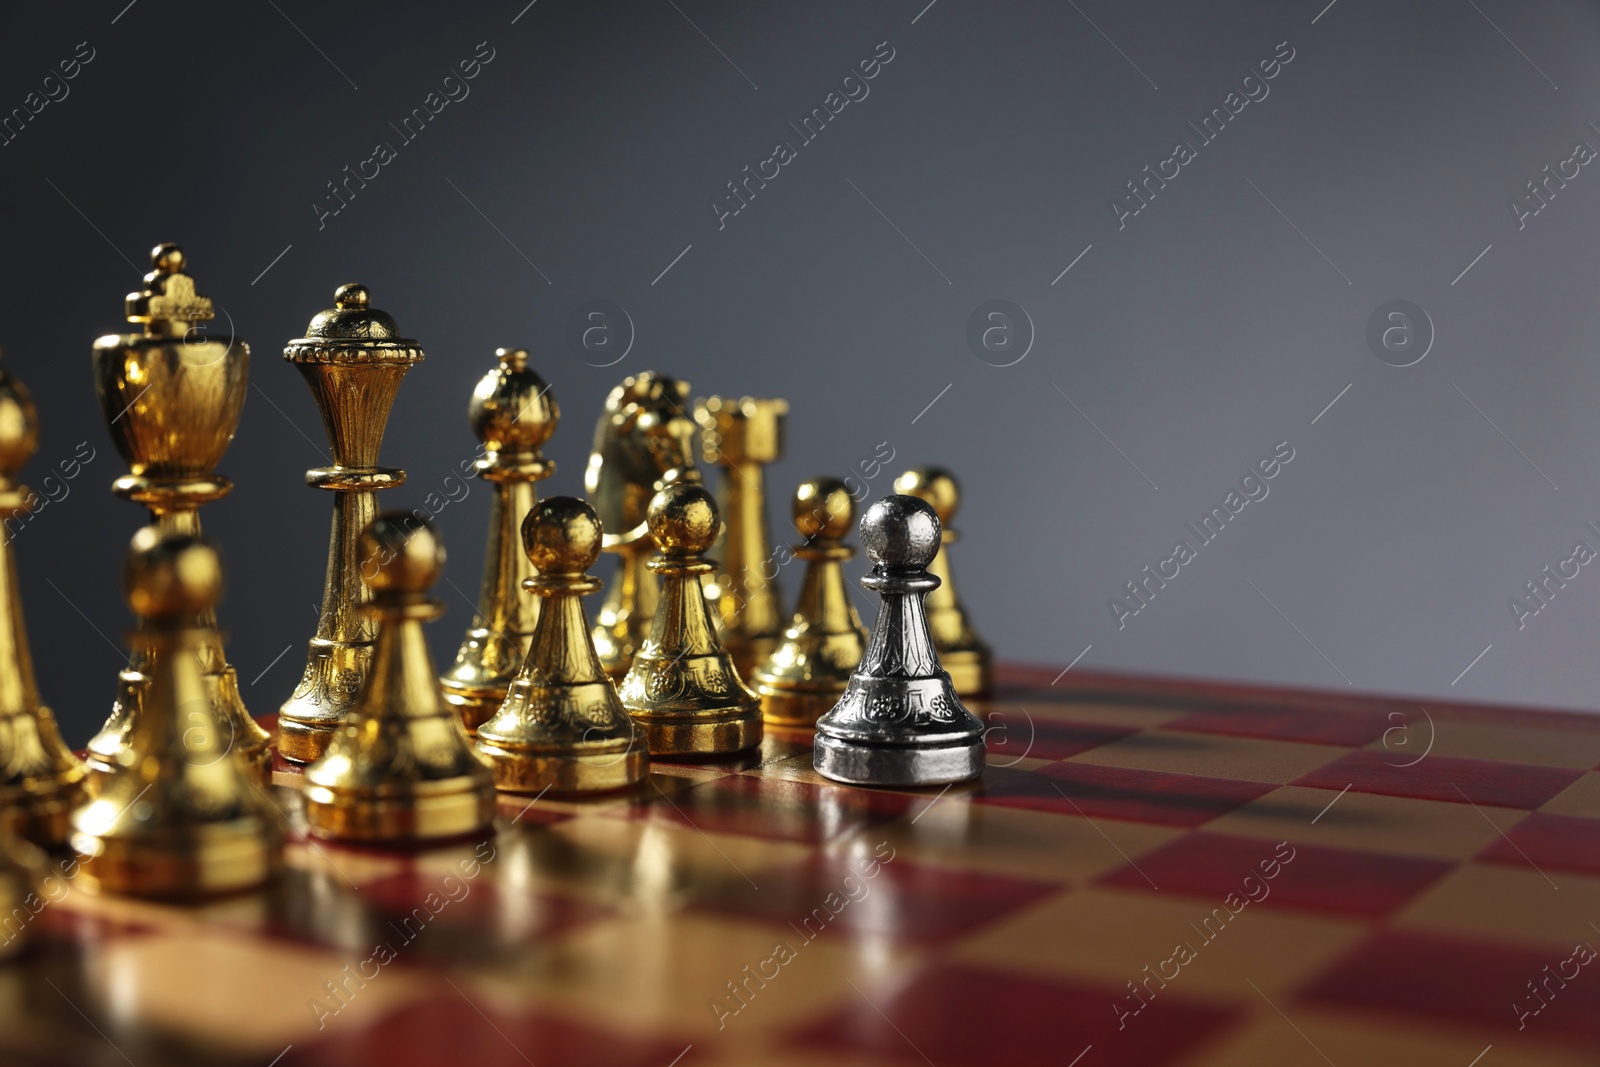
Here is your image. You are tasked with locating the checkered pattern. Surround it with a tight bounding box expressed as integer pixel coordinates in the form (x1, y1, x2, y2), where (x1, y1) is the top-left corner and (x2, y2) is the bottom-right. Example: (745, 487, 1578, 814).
(9, 666, 1600, 1066)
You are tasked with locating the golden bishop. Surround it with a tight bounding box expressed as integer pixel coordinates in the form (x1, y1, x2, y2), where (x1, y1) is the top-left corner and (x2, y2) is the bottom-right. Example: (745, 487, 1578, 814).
(440, 348, 558, 734)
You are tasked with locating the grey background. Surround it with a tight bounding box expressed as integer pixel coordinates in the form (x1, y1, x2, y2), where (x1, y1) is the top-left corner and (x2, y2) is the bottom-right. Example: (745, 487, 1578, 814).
(2, 0, 1599, 747)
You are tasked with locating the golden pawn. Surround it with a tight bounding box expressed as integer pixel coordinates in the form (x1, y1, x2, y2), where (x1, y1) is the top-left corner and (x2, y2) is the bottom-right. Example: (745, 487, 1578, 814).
(0, 363, 84, 847)
(893, 468, 992, 696)
(279, 285, 424, 763)
(584, 373, 703, 679)
(695, 396, 788, 678)
(302, 514, 496, 842)
(476, 498, 649, 794)
(752, 478, 868, 728)
(87, 243, 270, 787)
(70, 528, 282, 898)
(619, 483, 762, 755)
(440, 349, 558, 734)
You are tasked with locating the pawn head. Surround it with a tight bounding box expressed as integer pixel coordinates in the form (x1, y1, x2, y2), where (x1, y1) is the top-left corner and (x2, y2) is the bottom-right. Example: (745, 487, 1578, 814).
(860, 495, 941, 571)
(124, 526, 222, 620)
(359, 512, 445, 594)
(522, 496, 603, 575)
(470, 348, 559, 452)
(794, 477, 854, 541)
(893, 467, 959, 524)
(647, 481, 718, 555)
(0, 368, 39, 481)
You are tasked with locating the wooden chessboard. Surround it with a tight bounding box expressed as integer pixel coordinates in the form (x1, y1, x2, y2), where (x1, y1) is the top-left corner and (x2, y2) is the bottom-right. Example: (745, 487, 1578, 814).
(6, 664, 1600, 1066)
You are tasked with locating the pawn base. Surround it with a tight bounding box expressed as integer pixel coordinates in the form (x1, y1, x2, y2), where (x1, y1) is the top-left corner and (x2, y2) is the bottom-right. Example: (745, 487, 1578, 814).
(274, 716, 339, 765)
(475, 741, 649, 795)
(441, 688, 502, 736)
(6, 790, 81, 851)
(70, 819, 282, 899)
(303, 782, 496, 843)
(940, 649, 994, 698)
(813, 732, 984, 788)
(634, 707, 762, 756)
(85, 745, 270, 795)
(757, 685, 842, 729)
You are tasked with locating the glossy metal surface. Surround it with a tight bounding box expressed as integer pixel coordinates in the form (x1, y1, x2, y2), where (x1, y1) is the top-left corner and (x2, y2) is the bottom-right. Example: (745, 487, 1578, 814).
(278, 285, 423, 762)
(894, 467, 993, 696)
(302, 515, 496, 842)
(0, 363, 84, 847)
(695, 395, 788, 677)
(813, 495, 985, 787)
(440, 349, 558, 734)
(753, 477, 867, 728)
(584, 372, 702, 678)
(618, 483, 761, 755)
(85, 244, 270, 788)
(475, 498, 648, 794)
(70, 528, 282, 898)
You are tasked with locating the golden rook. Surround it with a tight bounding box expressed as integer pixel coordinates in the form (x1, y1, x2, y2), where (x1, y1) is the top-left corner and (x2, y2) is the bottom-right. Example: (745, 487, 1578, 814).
(696, 395, 788, 678)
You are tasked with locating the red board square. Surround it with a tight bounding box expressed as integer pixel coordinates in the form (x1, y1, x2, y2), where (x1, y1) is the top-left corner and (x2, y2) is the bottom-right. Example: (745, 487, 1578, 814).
(1166, 707, 1391, 747)
(1294, 750, 1581, 809)
(789, 963, 1237, 1066)
(974, 763, 1274, 828)
(1098, 833, 1452, 917)
(1304, 930, 1600, 1044)
(613, 772, 917, 845)
(294, 995, 691, 1067)
(356, 870, 607, 938)
(982, 710, 1136, 761)
(688, 852, 1059, 946)
(1479, 812, 1600, 877)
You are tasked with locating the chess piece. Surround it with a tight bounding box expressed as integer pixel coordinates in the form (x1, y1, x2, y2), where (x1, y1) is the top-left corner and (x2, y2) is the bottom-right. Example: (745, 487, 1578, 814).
(893, 468, 993, 696)
(302, 514, 496, 842)
(86, 244, 270, 787)
(752, 478, 867, 728)
(476, 498, 649, 793)
(584, 372, 702, 678)
(440, 349, 558, 734)
(0, 832, 38, 958)
(618, 483, 762, 755)
(279, 284, 424, 763)
(813, 495, 985, 787)
(70, 527, 282, 897)
(0, 362, 85, 847)
(695, 396, 788, 678)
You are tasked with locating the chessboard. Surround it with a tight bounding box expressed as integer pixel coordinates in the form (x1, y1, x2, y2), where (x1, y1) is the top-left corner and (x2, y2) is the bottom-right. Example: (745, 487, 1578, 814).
(5, 663, 1599, 1067)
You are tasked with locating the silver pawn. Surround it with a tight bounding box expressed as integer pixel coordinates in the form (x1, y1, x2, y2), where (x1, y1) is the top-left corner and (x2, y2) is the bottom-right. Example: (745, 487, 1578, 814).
(813, 495, 985, 787)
